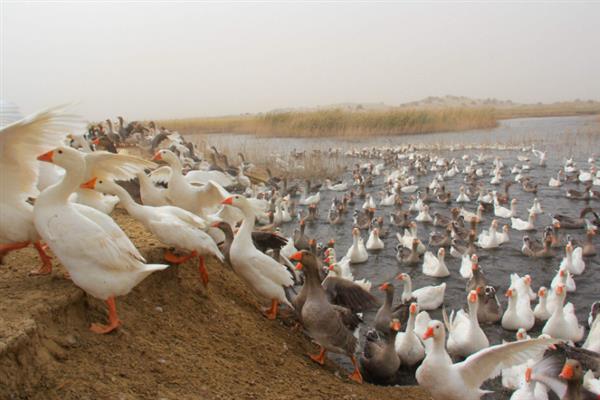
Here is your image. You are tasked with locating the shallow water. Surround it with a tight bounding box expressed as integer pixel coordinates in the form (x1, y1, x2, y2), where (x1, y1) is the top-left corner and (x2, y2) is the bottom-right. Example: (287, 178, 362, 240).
(188, 115, 600, 398)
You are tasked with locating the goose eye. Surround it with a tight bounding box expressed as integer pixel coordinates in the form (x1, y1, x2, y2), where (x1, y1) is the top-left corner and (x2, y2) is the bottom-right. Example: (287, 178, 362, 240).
(99, 180, 103, 184)
(58, 150, 63, 154)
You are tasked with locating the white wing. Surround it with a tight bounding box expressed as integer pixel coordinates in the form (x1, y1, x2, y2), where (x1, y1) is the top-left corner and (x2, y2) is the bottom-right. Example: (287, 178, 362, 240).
(0, 104, 83, 200)
(149, 165, 172, 184)
(49, 204, 146, 272)
(83, 151, 157, 181)
(456, 337, 559, 389)
(73, 203, 146, 264)
(248, 251, 294, 287)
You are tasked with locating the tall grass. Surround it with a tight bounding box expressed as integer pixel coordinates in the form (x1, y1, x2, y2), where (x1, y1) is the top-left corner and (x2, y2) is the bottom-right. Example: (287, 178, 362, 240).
(158, 108, 498, 138)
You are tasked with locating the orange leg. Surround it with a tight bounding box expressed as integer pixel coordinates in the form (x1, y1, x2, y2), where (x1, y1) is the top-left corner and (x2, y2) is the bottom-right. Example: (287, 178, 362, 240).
(198, 255, 209, 287)
(309, 346, 327, 365)
(0, 241, 30, 263)
(29, 241, 53, 276)
(348, 356, 363, 384)
(164, 249, 197, 264)
(263, 299, 279, 320)
(90, 297, 122, 334)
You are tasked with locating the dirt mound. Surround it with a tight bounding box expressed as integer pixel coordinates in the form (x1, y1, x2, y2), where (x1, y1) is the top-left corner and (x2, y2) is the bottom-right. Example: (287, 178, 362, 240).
(0, 209, 428, 400)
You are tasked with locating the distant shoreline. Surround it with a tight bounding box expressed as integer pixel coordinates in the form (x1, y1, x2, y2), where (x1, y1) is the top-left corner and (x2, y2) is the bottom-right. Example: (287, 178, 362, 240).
(156, 103, 600, 138)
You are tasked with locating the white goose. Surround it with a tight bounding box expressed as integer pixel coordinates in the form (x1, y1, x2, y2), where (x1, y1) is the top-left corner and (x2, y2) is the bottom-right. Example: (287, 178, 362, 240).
(495, 198, 517, 219)
(346, 227, 368, 263)
(152, 149, 228, 217)
(365, 228, 384, 251)
(533, 287, 551, 321)
(502, 287, 535, 331)
(0, 105, 78, 275)
(477, 219, 501, 249)
(416, 319, 557, 400)
(422, 248, 449, 278)
(527, 198, 543, 215)
(84, 177, 223, 287)
(541, 283, 584, 342)
(511, 211, 536, 231)
(559, 243, 585, 275)
(396, 273, 446, 311)
(456, 186, 470, 203)
(324, 179, 348, 192)
(34, 146, 168, 333)
(395, 302, 425, 367)
(137, 170, 170, 206)
(416, 204, 433, 223)
(221, 194, 294, 319)
(361, 193, 376, 210)
(445, 290, 490, 358)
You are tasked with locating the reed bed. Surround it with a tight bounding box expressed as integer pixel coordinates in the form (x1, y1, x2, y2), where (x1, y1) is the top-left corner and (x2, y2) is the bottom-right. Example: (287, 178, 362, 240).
(158, 108, 498, 138)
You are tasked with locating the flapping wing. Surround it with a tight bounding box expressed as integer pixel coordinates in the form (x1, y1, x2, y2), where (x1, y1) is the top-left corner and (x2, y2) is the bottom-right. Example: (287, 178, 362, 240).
(149, 165, 172, 184)
(0, 104, 83, 200)
(322, 276, 380, 313)
(83, 151, 157, 181)
(457, 337, 559, 389)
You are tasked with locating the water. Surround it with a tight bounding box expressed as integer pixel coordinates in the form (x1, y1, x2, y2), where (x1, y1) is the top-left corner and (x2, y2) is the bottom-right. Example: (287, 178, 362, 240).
(187, 115, 600, 398)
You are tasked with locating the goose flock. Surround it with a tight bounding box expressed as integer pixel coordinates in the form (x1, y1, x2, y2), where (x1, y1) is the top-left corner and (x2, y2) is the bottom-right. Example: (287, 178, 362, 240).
(1, 102, 600, 399)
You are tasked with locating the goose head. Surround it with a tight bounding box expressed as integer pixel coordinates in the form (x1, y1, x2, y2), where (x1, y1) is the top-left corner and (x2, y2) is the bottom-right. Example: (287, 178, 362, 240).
(559, 359, 584, 382)
(80, 176, 117, 195)
(538, 286, 547, 299)
(37, 146, 84, 171)
(422, 320, 445, 341)
(152, 149, 179, 166)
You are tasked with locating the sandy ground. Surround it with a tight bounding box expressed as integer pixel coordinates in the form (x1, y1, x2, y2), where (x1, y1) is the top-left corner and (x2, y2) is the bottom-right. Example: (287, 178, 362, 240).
(0, 209, 429, 400)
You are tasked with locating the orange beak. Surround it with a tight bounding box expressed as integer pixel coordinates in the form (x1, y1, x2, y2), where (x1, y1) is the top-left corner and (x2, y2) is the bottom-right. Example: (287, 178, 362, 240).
(80, 177, 97, 190)
(289, 251, 303, 261)
(525, 368, 532, 383)
(210, 221, 221, 228)
(391, 320, 401, 331)
(221, 196, 234, 205)
(152, 152, 163, 161)
(556, 285, 564, 295)
(379, 282, 389, 291)
(422, 326, 434, 340)
(327, 264, 334, 271)
(469, 292, 478, 303)
(294, 262, 303, 271)
(92, 137, 100, 145)
(559, 364, 573, 380)
(409, 303, 417, 314)
(37, 150, 54, 163)
(396, 274, 404, 281)
(505, 289, 513, 297)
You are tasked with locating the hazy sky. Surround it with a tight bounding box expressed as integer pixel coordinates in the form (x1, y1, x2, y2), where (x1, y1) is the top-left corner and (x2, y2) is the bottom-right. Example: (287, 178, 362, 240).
(2, 1, 600, 120)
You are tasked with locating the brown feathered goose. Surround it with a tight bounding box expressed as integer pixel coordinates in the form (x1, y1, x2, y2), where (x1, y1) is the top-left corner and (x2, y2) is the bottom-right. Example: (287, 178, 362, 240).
(360, 319, 402, 383)
(289, 250, 363, 383)
(374, 282, 410, 335)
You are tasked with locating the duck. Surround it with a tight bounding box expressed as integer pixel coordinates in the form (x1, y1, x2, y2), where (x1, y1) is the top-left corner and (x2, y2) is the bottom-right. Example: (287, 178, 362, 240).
(346, 227, 368, 263)
(221, 195, 294, 319)
(445, 290, 490, 358)
(422, 248, 449, 278)
(549, 172, 563, 187)
(499, 224, 511, 244)
(460, 204, 484, 224)
(299, 188, 321, 206)
(34, 146, 169, 333)
(365, 228, 384, 251)
(360, 319, 402, 383)
(508, 361, 548, 400)
(415, 319, 558, 400)
(533, 287, 552, 321)
(397, 222, 427, 254)
(395, 302, 425, 367)
(502, 287, 535, 331)
(289, 250, 363, 384)
(0, 105, 79, 275)
(583, 309, 600, 353)
(495, 198, 518, 219)
(396, 273, 446, 311)
(542, 283, 584, 342)
(552, 208, 595, 230)
(512, 211, 537, 231)
(428, 226, 453, 247)
(559, 243, 586, 275)
(362, 193, 377, 210)
(83, 177, 223, 287)
(465, 255, 486, 289)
